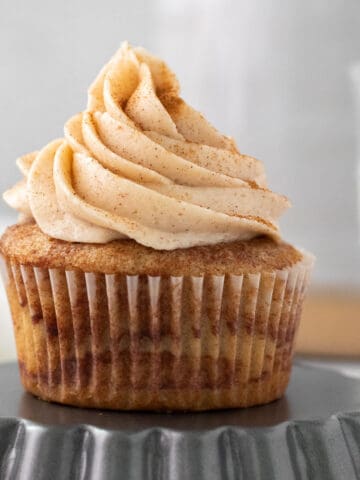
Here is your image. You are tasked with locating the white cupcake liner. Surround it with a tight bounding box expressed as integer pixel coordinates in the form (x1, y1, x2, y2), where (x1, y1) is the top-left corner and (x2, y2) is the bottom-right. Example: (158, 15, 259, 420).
(0, 251, 314, 410)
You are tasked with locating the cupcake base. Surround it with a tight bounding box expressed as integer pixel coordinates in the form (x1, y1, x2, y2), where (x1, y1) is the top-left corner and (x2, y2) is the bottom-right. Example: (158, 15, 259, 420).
(18, 359, 291, 411)
(1, 234, 313, 410)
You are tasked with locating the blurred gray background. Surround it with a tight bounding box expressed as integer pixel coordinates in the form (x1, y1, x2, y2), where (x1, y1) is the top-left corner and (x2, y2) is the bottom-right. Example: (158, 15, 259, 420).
(1, 0, 360, 289)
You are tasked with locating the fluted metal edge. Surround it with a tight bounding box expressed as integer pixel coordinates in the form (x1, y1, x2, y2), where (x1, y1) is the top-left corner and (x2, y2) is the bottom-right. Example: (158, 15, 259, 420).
(0, 411, 359, 480)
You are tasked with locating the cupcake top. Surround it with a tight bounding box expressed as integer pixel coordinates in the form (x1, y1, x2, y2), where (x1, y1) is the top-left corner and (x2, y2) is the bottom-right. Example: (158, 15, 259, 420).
(1, 223, 303, 275)
(4, 42, 290, 250)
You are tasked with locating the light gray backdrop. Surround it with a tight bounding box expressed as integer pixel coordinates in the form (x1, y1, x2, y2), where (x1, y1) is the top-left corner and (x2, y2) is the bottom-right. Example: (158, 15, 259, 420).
(1, 0, 360, 287)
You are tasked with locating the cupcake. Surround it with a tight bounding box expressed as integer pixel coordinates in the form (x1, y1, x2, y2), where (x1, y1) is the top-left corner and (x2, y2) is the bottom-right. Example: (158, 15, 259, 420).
(0, 42, 313, 411)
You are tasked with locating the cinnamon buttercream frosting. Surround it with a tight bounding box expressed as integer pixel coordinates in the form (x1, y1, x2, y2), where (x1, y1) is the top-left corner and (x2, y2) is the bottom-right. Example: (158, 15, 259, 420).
(3, 42, 290, 250)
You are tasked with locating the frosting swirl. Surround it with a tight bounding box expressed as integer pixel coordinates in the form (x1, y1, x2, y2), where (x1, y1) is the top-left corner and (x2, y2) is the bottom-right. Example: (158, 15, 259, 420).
(3, 42, 290, 250)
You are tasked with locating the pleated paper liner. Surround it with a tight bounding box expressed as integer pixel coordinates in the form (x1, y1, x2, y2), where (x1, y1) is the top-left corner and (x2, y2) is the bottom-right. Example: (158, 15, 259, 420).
(0, 252, 314, 411)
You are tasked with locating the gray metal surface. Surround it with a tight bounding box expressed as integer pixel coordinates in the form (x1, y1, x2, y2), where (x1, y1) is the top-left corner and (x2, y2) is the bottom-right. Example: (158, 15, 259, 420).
(0, 362, 360, 479)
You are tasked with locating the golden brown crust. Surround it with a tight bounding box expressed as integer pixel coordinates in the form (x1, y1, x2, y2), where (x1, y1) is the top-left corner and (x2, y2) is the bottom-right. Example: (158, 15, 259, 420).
(1, 223, 302, 275)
